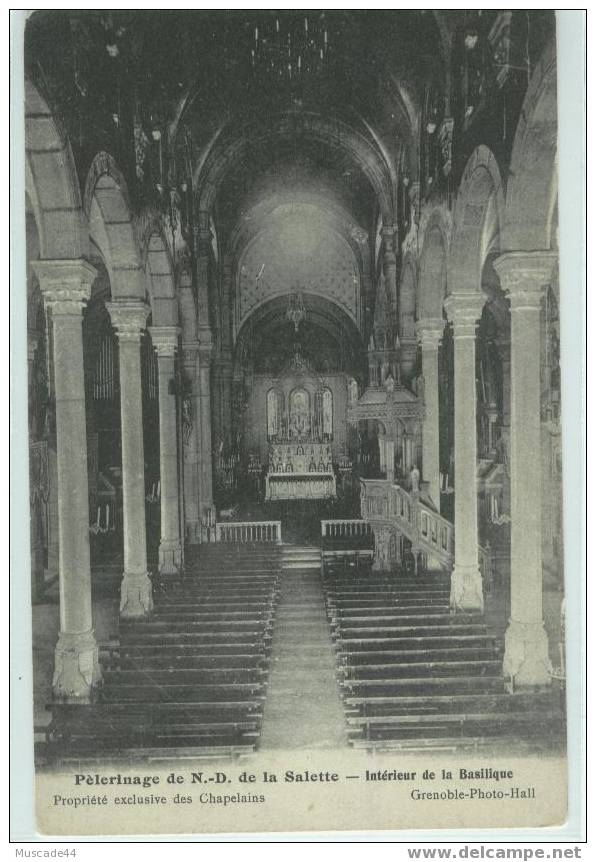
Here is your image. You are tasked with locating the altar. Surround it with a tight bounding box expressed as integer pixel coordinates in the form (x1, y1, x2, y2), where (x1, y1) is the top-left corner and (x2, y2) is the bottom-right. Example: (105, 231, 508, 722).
(266, 441, 336, 500)
(265, 472, 336, 500)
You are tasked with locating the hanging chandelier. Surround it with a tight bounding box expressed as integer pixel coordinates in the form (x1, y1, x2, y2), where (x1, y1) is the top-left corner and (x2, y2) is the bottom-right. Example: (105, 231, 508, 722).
(251, 14, 329, 81)
(286, 291, 306, 332)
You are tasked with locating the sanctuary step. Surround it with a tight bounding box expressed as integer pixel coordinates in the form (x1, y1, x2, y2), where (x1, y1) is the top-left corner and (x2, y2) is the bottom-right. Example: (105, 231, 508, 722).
(281, 545, 322, 570)
(43, 546, 283, 763)
(323, 558, 566, 753)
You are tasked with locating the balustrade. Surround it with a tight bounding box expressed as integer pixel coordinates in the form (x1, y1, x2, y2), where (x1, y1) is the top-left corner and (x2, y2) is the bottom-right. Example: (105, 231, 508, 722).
(360, 477, 493, 580)
(215, 520, 282, 544)
(321, 519, 374, 539)
(360, 479, 454, 565)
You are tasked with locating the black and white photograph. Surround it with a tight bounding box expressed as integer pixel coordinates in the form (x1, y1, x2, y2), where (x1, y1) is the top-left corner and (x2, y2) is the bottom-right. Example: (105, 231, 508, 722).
(13, 8, 584, 838)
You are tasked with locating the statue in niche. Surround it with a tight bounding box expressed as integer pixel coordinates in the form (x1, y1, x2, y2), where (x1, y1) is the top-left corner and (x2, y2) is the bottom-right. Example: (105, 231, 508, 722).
(410, 464, 420, 494)
(349, 378, 359, 404)
(267, 389, 282, 440)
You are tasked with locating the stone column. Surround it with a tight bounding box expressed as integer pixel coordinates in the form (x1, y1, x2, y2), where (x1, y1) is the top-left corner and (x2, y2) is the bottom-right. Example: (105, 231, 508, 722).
(106, 300, 153, 618)
(149, 325, 183, 575)
(494, 251, 557, 686)
(198, 340, 214, 516)
(220, 255, 234, 447)
(181, 340, 201, 543)
(385, 439, 395, 483)
(194, 214, 215, 520)
(377, 431, 386, 475)
(495, 336, 511, 433)
(381, 224, 399, 317)
(32, 260, 101, 701)
(416, 318, 444, 508)
(444, 292, 486, 612)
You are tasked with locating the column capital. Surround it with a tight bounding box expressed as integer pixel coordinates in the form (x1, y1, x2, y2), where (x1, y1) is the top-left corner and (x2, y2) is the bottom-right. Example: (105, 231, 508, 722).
(181, 339, 200, 358)
(381, 223, 399, 240)
(415, 317, 445, 348)
(444, 292, 485, 337)
(149, 325, 180, 358)
(32, 259, 97, 314)
(494, 251, 558, 310)
(198, 328, 214, 363)
(106, 300, 150, 343)
(381, 225, 399, 257)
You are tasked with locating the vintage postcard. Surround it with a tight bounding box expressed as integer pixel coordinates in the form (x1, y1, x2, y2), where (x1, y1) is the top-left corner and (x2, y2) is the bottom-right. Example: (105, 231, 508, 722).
(14, 8, 583, 838)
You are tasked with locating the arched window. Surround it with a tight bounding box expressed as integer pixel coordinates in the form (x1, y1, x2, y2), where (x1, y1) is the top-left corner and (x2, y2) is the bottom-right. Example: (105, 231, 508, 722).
(289, 387, 310, 438)
(322, 388, 333, 439)
(267, 389, 283, 439)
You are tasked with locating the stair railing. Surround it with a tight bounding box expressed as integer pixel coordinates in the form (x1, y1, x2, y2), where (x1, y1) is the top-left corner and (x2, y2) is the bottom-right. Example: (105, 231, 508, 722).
(360, 478, 454, 567)
(361, 478, 494, 576)
(215, 520, 282, 544)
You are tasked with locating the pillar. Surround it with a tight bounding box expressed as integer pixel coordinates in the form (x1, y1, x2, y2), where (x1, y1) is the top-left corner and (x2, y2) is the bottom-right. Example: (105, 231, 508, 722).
(181, 340, 201, 543)
(496, 336, 511, 434)
(494, 251, 557, 686)
(194, 213, 215, 519)
(416, 318, 444, 508)
(32, 260, 101, 701)
(378, 431, 386, 475)
(444, 292, 485, 612)
(220, 255, 234, 448)
(149, 325, 183, 575)
(107, 300, 153, 618)
(198, 341, 214, 516)
(381, 224, 399, 318)
(385, 438, 395, 483)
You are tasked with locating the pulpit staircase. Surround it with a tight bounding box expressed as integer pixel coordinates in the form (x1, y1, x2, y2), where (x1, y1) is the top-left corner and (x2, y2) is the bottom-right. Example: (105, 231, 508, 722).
(323, 558, 566, 753)
(44, 544, 282, 762)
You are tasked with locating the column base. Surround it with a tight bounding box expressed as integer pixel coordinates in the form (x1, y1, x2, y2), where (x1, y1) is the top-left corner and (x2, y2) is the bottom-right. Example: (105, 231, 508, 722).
(158, 540, 184, 575)
(120, 571, 154, 618)
(52, 630, 102, 703)
(503, 619, 552, 687)
(450, 564, 484, 612)
(185, 520, 201, 545)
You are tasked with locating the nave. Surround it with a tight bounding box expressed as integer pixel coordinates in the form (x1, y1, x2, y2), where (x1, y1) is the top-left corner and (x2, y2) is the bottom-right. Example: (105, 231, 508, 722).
(40, 539, 565, 764)
(24, 11, 565, 767)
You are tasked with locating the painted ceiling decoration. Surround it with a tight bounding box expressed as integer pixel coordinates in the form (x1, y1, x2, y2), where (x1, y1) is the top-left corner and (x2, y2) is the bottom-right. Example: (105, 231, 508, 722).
(237, 215, 360, 330)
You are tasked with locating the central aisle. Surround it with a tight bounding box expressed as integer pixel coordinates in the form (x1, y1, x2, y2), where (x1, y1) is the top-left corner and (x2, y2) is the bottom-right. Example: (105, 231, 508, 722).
(260, 549, 347, 750)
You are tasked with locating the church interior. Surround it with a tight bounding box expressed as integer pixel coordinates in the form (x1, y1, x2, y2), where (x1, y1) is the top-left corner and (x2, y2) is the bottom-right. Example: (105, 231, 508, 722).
(24, 10, 566, 761)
